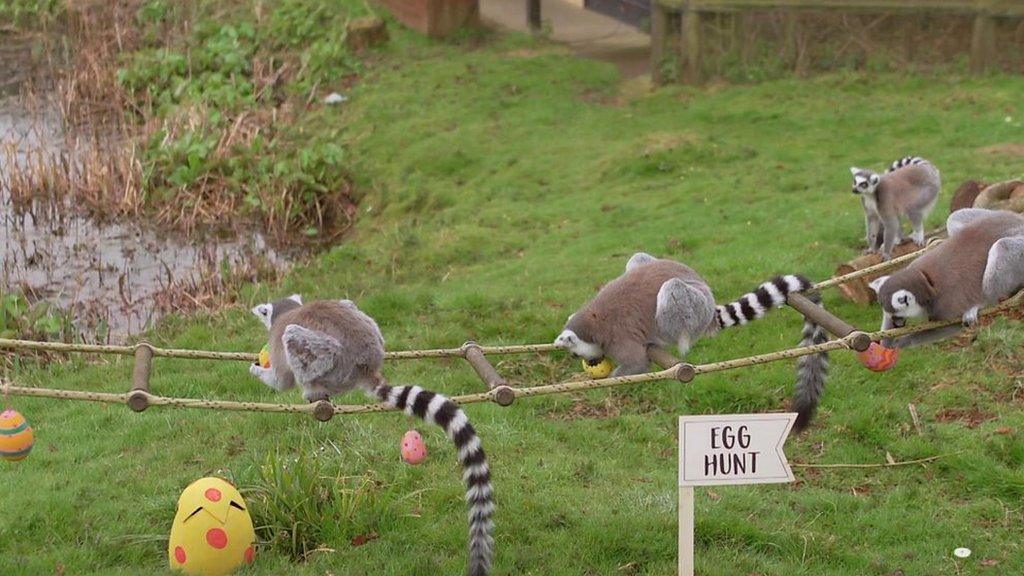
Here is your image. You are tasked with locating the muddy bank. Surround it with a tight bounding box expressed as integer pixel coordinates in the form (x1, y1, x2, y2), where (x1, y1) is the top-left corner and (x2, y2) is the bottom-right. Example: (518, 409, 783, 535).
(1, 32, 289, 342)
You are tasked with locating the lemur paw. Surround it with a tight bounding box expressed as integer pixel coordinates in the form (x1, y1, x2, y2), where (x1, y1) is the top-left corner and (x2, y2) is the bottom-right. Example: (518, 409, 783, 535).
(303, 390, 330, 403)
(962, 307, 980, 328)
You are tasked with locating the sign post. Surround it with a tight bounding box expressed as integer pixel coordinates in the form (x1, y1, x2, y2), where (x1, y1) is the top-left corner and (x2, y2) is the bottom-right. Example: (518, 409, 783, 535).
(678, 413, 797, 576)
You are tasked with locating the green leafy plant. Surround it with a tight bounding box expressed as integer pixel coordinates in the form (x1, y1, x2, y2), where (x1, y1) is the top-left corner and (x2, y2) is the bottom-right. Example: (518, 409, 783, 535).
(0, 293, 74, 341)
(242, 447, 388, 561)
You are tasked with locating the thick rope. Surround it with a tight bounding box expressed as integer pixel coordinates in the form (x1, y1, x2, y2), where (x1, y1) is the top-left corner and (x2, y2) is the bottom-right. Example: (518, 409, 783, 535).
(811, 237, 943, 291)
(3, 291, 1019, 415)
(0, 339, 558, 362)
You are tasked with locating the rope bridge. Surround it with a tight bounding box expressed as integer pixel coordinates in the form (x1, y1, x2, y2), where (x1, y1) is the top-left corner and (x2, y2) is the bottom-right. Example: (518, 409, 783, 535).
(1, 240, 1021, 421)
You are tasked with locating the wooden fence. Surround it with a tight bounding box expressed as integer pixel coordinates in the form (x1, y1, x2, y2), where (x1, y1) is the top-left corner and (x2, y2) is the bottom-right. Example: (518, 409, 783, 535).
(651, 0, 1024, 84)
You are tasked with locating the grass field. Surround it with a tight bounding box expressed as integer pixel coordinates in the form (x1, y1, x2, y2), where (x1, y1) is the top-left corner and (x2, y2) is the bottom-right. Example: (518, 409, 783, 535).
(3, 2, 1024, 575)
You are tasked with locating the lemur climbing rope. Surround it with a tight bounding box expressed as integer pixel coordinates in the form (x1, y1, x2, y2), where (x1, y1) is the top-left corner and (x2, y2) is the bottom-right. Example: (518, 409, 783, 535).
(1, 238, 1019, 420)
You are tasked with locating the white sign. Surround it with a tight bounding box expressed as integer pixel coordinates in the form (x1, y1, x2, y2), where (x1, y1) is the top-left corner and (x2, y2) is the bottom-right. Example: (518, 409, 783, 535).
(679, 413, 796, 486)
(677, 413, 798, 576)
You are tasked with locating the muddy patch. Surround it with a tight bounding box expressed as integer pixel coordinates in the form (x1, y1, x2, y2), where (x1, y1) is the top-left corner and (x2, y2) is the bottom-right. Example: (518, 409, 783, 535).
(979, 143, 1024, 157)
(1, 32, 288, 342)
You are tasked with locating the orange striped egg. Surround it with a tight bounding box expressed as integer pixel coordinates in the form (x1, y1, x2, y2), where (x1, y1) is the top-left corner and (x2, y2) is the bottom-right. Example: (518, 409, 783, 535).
(0, 409, 35, 462)
(858, 343, 900, 372)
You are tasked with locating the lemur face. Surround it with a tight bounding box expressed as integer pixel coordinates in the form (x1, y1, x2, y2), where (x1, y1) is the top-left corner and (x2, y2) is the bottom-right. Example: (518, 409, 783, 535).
(849, 167, 880, 195)
(553, 329, 603, 361)
(251, 302, 275, 329)
(889, 289, 925, 320)
(251, 294, 303, 329)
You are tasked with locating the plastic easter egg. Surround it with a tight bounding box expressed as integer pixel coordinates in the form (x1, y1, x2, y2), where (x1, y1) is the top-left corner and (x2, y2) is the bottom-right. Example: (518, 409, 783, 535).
(258, 345, 270, 369)
(401, 430, 427, 465)
(0, 408, 34, 462)
(858, 342, 900, 372)
(582, 357, 615, 379)
(168, 477, 256, 576)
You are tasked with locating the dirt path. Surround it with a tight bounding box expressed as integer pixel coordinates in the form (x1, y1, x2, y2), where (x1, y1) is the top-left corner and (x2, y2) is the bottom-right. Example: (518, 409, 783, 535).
(480, 0, 651, 78)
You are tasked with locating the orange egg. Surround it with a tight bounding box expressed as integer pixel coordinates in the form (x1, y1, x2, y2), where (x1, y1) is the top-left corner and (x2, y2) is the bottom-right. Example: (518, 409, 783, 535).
(859, 343, 900, 372)
(0, 408, 35, 462)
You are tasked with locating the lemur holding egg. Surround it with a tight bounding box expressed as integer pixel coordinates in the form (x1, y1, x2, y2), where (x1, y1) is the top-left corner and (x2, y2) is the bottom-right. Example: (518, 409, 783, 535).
(553, 252, 831, 430)
(869, 208, 1024, 349)
(249, 295, 494, 576)
(849, 156, 941, 260)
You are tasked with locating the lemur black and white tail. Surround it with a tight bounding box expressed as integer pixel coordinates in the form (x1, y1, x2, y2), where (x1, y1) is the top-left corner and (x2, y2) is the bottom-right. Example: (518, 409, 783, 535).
(887, 156, 927, 173)
(370, 382, 493, 576)
(714, 274, 830, 431)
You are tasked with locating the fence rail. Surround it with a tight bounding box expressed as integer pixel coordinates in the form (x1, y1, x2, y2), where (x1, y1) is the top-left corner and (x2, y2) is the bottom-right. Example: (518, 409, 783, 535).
(652, 0, 1021, 83)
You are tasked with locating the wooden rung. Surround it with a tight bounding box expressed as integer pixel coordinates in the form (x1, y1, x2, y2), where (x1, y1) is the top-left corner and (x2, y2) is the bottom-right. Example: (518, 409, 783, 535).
(787, 293, 871, 351)
(462, 341, 515, 406)
(128, 343, 154, 412)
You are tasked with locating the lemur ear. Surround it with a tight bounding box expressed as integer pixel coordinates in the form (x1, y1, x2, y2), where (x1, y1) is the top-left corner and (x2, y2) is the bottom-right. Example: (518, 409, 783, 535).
(289, 294, 303, 304)
(870, 174, 880, 185)
(868, 275, 889, 294)
(849, 167, 860, 176)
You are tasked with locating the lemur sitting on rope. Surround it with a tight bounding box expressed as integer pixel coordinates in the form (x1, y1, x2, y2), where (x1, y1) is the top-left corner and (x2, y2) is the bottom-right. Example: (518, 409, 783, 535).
(248, 296, 494, 576)
(870, 208, 1024, 349)
(553, 252, 830, 430)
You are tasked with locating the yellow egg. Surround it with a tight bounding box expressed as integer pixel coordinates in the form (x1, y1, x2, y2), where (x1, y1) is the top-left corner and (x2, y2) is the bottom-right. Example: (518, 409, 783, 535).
(168, 477, 256, 576)
(0, 408, 34, 462)
(258, 345, 270, 369)
(582, 357, 615, 379)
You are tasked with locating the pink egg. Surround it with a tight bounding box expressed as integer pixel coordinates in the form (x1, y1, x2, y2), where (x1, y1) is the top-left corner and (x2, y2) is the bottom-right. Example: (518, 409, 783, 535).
(401, 430, 427, 465)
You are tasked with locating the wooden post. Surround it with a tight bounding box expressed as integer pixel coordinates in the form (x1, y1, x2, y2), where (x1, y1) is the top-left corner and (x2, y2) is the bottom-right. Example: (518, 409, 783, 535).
(787, 293, 872, 352)
(462, 342, 516, 406)
(527, 0, 541, 32)
(312, 400, 335, 422)
(650, 2, 670, 85)
(970, 13, 997, 73)
(679, 7, 703, 84)
(678, 485, 695, 576)
(127, 343, 153, 412)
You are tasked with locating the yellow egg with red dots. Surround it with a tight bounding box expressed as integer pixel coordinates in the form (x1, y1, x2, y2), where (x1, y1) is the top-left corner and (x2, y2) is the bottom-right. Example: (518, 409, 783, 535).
(858, 342, 900, 372)
(582, 357, 615, 379)
(0, 408, 34, 462)
(168, 477, 256, 576)
(258, 345, 270, 369)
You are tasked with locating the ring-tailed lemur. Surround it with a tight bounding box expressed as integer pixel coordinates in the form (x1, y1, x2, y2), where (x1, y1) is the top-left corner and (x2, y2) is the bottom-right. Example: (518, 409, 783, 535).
(850, 156, 941, 260)
(249, 296, 493, 576)
(869, 209, 1024, 349)
(553, 253, 830, 430)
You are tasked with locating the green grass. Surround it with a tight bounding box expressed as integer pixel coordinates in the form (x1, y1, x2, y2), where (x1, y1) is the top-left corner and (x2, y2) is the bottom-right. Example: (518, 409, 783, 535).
(4, 2, 1024, 574)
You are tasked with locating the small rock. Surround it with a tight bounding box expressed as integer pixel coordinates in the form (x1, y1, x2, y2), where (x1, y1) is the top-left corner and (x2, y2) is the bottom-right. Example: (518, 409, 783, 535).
(954, 547, 971, 559)
(323, 92, 348, 105)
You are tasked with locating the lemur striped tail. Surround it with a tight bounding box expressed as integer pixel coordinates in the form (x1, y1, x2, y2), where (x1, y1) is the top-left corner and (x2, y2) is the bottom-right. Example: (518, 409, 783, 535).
(714, 274, 811, 329)
(714, 274, 830, 431)
(792, 291, 829, 430)
(370, 383, 493, 576)
(887, 156, 927, 173)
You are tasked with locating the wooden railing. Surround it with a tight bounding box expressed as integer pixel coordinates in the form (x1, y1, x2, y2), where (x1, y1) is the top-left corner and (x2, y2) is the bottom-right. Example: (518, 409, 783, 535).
(651, 0, 1024, 84)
